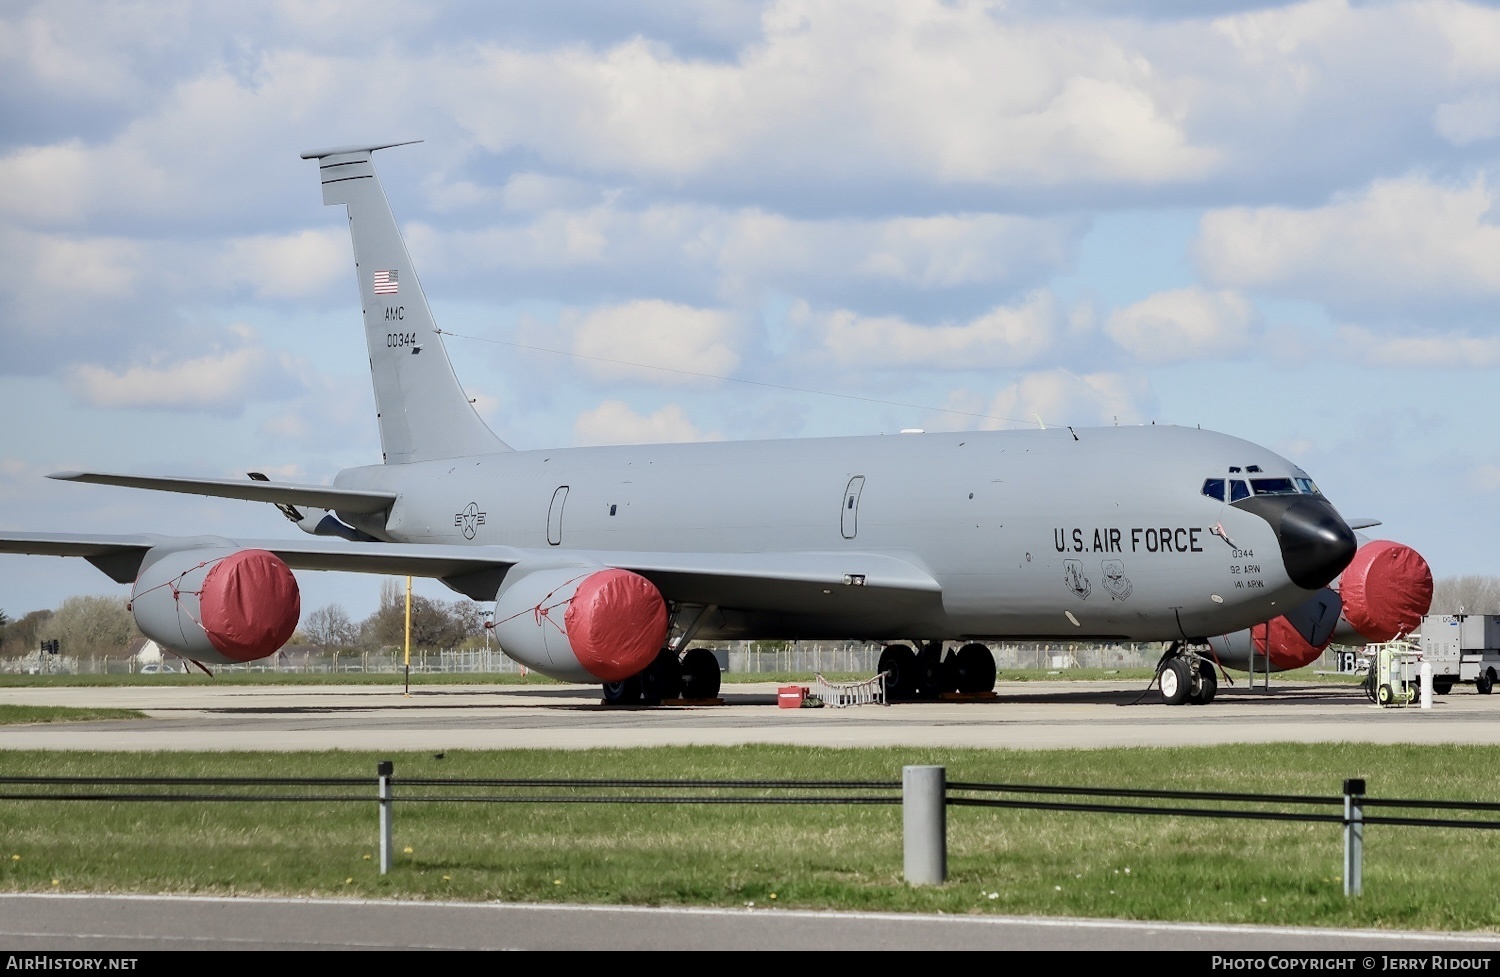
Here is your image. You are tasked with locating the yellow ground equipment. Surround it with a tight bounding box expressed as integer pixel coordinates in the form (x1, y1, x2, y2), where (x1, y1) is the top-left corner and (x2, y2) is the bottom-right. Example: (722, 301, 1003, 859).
(1362, 638, 1422, 707)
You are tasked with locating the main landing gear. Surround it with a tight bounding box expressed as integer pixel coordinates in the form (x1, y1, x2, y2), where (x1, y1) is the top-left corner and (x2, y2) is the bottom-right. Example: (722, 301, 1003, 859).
(1153, 642, 1219, 705)
(877, 641, 997, 701)
(601, 647, 723, 707)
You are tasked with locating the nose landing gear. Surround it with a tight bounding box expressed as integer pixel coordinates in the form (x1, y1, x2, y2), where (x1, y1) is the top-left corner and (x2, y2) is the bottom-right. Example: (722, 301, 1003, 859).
(1153, 642, 1219, 705)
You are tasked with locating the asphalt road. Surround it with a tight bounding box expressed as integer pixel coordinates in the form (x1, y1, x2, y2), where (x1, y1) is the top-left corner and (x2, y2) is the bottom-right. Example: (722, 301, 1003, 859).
(1, 677, 1496, 752)
(3, 893, 1500, 952)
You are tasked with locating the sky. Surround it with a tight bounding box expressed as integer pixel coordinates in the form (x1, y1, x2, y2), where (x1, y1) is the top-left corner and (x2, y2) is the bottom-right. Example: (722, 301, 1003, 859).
(2, 0, 1498, 625)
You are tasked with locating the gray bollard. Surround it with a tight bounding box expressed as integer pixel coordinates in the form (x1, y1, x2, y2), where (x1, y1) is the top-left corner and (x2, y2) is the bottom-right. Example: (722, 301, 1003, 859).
(903, 765, 946, 885)
(1343, 777, 1364, 897)
(378, 760, 394, 875)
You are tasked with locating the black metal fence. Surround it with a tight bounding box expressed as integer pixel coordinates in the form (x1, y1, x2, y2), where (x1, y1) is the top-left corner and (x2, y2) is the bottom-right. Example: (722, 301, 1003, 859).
(4, 765, 1499, 895)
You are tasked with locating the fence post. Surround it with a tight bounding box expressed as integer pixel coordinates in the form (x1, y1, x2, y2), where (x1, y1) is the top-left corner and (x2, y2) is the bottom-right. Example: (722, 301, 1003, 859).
(903, 765, 946, 885)
(1343, 777, 1364, 897)
(378, 760, 394, 875)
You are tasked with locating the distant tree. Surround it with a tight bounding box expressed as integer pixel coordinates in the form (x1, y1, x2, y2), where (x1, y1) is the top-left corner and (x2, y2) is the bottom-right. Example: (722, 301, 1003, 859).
(37, 595, 139, 657)
(0, 609, 54, 658)
(303, 604, 359, 649)
(360, 579, 484, 650)
(1431, 576, 1500, 615)
(0, 609, 7, 647)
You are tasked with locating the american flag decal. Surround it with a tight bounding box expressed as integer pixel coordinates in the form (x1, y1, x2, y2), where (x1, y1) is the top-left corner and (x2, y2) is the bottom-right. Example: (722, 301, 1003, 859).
(373, 269, 399, 295)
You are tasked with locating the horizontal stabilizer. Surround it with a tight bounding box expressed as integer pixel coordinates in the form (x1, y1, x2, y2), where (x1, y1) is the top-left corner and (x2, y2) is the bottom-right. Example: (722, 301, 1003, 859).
(1345, 517, 1382, 531)
(48, 471, 395, 515)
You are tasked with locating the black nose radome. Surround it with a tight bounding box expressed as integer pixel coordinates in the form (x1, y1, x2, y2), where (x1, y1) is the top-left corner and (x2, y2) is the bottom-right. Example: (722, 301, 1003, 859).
(1232, 496, 1357, 590)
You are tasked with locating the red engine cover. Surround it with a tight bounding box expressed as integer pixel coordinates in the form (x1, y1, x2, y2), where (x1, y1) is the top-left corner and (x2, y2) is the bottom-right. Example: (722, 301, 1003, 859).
(1251, 615, 1329, 670)
(198, 549, 301, 662)
(562, 568, 669, 682)
(1339, 540, 1433, 642)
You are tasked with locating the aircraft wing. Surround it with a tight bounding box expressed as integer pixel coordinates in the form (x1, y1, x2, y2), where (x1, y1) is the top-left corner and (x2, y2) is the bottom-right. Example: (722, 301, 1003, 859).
(1345, 518, 1382, 531)
(47, 471, 395, 514)
(0, 531, 941, 613)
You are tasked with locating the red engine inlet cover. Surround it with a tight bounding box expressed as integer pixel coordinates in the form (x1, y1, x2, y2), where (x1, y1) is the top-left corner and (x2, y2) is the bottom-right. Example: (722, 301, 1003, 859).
(564, 568, 669, 682)
(198, 549, 301, 662)
(1339, 540, 1433, 643)
(1251, 615, 1329, 670)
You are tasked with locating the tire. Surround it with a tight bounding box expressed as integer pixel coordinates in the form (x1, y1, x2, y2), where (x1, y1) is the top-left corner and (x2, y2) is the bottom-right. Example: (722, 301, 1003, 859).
(1477, 671, 1495, 696)
(639, 649, 682, 706)
(1434, 679, 1454, 695)
(1160, 658, 1191, 705)
(952, 643, 996, 694)
(602, 675, 643, 706)
(679, 648, 722, 700)
(1377, 683, 1393, 706)
(1190, 666, 1218, 705)
(878, 644, 919, 701)
(916, 645, 948, 698)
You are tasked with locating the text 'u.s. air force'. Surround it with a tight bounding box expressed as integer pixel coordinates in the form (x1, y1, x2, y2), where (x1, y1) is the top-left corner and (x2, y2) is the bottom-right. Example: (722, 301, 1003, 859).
(1054, 527, 1204, 554)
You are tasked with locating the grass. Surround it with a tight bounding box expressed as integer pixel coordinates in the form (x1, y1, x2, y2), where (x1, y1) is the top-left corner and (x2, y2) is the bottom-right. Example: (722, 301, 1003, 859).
(0, 706, 147, 725)
(0, 744, 1497, 932)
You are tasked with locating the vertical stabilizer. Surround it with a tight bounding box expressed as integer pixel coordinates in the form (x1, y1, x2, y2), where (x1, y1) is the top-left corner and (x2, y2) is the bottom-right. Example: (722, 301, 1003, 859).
(302, 142, 509, 464)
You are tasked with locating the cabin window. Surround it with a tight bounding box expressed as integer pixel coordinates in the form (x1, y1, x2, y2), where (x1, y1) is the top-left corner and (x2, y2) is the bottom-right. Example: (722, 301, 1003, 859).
(1229, 480, 1250, 502)
(1201, 478, 1225, 501)
(1251, 477, 1297, 496)
(609, 504, 617, 516)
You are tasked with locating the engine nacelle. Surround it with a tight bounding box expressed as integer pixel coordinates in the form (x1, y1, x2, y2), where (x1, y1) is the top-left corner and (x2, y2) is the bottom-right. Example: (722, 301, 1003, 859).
(130, 543, 301, 665)
(492, 565, 668, 683)
(1336, 539, 1432, 642)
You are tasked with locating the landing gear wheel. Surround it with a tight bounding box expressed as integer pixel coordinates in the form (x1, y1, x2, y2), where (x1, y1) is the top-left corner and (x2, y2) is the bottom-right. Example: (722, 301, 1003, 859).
(916, 643, 948, 697)
(1189, 665, 1218, 705)
(878, 644, 919, 701)
(1377, 683, 1394, 706)
(639, 649, 683, 706)
(1477, 671, 1494, 695)
(679, 648, 722, 700)
(1160, 658, 1192, 705)
(602, 676, 643, 707)
(952, 643, 996, 694)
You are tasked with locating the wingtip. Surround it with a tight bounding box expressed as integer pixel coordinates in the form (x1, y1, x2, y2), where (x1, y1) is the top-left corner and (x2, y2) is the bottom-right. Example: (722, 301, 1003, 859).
(47, 471, 84, 481)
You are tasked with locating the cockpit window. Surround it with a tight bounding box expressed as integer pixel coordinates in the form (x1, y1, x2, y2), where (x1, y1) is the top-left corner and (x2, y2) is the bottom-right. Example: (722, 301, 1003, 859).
(1229, 480, 1250, 502)
(1295, 477, 1321, 495)
(1201, 478, 1225, 502)
(1246, 465, 1262, 473)
(1251, 477, 1298, 496)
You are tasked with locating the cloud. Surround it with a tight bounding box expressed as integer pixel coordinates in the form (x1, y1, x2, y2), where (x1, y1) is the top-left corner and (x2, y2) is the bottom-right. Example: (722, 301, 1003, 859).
(791, 291, 1061, 370)
(63, 328, 306, 414)
(451, 2, 1218, 190)
(572, 400, 717, 446)
(1434, 90, 1500, 146)
(982, 370, 1149, 430)
(1105, 287, 1256, 363)
(570, 299, 741, 385)
(1336, 324, 1500, 369)
(214, 228, 347, 300)
(1195, 174, 1500, 309)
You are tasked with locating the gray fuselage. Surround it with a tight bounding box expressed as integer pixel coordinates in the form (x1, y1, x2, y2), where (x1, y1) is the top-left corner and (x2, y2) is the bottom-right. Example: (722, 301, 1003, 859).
(333, 423, 1325, 643)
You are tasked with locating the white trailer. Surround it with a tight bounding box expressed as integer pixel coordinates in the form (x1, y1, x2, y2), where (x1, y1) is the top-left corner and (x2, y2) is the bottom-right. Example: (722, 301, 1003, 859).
(1417, 614, 1500, 695)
